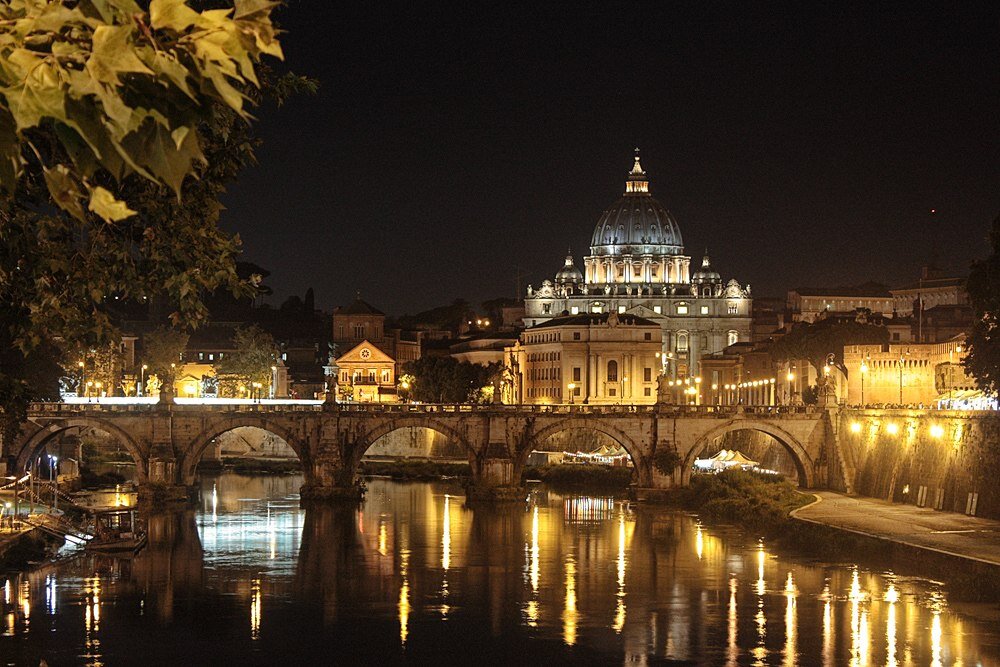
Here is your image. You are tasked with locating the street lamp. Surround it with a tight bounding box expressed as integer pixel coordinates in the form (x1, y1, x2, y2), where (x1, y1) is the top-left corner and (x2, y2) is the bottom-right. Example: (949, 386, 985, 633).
(567, 382, 576, 405)
(78, 360, 85, 398)
(859, 359, 868, 406)
(897, 351, 910, 405)
(140, 364, 148, 396)
(271, 365, 278, 399)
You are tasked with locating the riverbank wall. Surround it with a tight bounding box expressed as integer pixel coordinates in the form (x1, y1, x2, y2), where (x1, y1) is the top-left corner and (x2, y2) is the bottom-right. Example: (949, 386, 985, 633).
(837, 410, 1000, 519)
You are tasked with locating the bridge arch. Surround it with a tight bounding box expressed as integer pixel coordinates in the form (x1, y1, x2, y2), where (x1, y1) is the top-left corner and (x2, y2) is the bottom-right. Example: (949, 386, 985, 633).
(349, 417, 476, 472)
(181, 416, 307, 483)
(15, 418, 146, 480)
(524, 418, 650, 486)
(682, 418, 814, 487)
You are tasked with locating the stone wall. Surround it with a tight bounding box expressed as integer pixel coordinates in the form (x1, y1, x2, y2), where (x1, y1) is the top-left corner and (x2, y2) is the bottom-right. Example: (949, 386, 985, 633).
(841, 410, 1000, 519)
(362, 427, 465, 459)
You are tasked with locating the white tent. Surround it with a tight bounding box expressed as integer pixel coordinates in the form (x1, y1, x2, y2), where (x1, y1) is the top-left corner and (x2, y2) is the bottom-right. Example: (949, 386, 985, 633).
(693, 449, 759, 472)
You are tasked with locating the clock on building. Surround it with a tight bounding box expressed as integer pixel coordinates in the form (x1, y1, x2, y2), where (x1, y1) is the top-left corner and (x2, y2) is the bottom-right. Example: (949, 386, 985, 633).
(360, 348, 371, 359)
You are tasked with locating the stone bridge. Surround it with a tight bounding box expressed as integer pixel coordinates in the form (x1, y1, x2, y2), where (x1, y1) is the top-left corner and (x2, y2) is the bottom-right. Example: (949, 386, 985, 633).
(8, 402, 841, 502)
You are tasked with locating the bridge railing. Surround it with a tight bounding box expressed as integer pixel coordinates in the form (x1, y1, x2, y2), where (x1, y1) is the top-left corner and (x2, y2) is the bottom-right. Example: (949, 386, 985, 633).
(27, 400, 829, 417)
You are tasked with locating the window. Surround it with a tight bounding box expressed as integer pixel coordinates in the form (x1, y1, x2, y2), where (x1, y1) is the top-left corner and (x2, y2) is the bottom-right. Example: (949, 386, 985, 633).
(573, 367, 581, 382)
(381, 370, 390, 384)
(608, 388, 617, 397)
(341, 372, 348, 382)
(700, 305, 709, 315)
(591, 304, 602, 313)
(644, 388, 651, 397)
(702, 334, 708, 349)
(618, 305, 626, 314)
(727, 303, 738, 315)
(607, 360, 618, 382)
(368, 370, 376, 383)
(677, 303, 689, 315)
(727, 330, 739, 346)
(644, 367, 652, 382)
(644, 332, 652, 341)
(570, 306, 579, 315)
(677, 333, 689, 352)
(208, 353, 214, 361)
(573, 332, 581, 340)
(353, 324, 365, 338)
(653, 305, 662, 314)
(543, 303, 552, 314)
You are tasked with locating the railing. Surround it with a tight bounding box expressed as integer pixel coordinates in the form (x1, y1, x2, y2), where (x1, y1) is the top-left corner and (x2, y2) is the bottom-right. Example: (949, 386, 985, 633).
(28, 400, 826, 417)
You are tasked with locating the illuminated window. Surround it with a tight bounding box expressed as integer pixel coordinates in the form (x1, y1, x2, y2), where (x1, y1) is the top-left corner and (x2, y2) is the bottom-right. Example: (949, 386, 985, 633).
(591, 304, 602, 313)
(727, 303, 738, 315)
(727, 330, 739, 346)
(570, 306, 579, 314)
(677, 303, 689, 315)
(700, 305, 709, 315)
(618, 305, 626, 314)
(543, 303, 552, 314)
(653, 305, 662, 314)
(677, 333, 689, 352)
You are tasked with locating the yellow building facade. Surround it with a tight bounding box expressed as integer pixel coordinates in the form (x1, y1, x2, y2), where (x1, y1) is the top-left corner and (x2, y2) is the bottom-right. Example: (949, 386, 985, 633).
(505, 312, 661, 405)
(336, 340, 398, 403)
(843, 336, 973, 406)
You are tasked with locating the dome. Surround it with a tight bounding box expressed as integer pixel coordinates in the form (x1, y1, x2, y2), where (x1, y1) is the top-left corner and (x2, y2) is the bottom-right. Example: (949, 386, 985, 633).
(692, 251, 721, 284)
(589, 152, 684, 257)
(555, 251, 584, 284)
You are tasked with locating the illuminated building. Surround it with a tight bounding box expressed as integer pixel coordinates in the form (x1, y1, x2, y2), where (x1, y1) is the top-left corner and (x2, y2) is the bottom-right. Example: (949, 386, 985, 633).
(332, 297, 420, 374)
(335, 340, 399, 403)
(505, 311, 661, 404)
(523, 152, 751, 380)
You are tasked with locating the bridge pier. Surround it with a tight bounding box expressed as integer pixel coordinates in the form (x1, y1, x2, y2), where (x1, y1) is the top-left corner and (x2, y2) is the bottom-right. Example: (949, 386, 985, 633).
(466, 456, 525, 503)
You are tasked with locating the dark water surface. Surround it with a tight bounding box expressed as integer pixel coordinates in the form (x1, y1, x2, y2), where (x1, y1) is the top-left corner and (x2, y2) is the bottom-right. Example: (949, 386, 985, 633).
(3, 473, 1000, 665)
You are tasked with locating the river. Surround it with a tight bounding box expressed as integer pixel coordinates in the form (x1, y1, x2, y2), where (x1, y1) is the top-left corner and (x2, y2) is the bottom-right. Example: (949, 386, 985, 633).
(2, 472, 999, 665)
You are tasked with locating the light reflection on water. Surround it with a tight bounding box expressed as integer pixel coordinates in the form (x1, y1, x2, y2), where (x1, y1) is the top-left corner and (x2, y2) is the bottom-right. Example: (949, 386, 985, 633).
(0, 472, 998, 664)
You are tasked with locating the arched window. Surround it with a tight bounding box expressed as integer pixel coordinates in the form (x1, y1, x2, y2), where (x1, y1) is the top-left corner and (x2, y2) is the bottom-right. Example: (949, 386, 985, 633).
(607, 360, 619, 382)
(677, 333, 689, 352)
(727, 330, 739, 346)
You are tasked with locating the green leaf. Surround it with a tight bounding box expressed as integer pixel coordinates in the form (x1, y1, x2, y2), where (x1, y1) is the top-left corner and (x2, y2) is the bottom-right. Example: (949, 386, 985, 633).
(121, 118, 204, 195)
(233, 0, 279, 19)
(86, 25, 153, 84)
(149, 0, 200, 32)
(87, 185, 136, 222)
(0, 107, 22, 191)
(42, 163, 86, 222)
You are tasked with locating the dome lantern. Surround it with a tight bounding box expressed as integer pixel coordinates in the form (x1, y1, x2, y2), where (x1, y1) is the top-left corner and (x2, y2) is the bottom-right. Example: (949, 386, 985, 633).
(625, 148, 649, 195)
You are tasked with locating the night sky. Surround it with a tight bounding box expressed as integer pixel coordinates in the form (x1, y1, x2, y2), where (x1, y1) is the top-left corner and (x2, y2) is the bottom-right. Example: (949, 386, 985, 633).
(220, 1, 999, 316)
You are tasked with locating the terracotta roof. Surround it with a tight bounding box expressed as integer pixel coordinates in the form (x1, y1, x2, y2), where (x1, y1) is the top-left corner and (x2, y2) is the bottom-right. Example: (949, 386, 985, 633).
(336, 298, 385, 316)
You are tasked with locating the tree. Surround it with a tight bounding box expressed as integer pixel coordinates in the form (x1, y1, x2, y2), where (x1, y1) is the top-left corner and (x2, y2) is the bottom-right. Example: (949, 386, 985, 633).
(217, 324, 277, 392)
(964, 214, 1000, 396)
(142, 326, 189, 384)
(0, 1, 312, 435)
(402, 357, 495, 403)
(770, 318, 889, 377)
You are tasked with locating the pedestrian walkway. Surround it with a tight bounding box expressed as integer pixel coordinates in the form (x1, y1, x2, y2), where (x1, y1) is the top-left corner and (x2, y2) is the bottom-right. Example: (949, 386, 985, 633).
(791, 491, 1000, 567)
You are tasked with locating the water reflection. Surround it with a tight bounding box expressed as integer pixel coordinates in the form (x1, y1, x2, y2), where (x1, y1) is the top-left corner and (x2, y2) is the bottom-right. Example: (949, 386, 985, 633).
(0, 474, 998, 664)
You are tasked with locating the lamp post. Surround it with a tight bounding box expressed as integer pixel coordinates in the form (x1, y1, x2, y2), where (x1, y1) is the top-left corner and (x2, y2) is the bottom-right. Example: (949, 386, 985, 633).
(859, 359, 868, 406)
(786, 371, 795, 405)
(140, 364, 148, 396)
(568, 382, 576, 405)
(897, 351, 909, 405)
(78, 360, 85, 398)
(271, 365, 278, 399)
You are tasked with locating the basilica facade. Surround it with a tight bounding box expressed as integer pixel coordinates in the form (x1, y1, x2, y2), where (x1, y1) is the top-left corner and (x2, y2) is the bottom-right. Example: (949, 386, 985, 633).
(523, 153, 752, 380)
